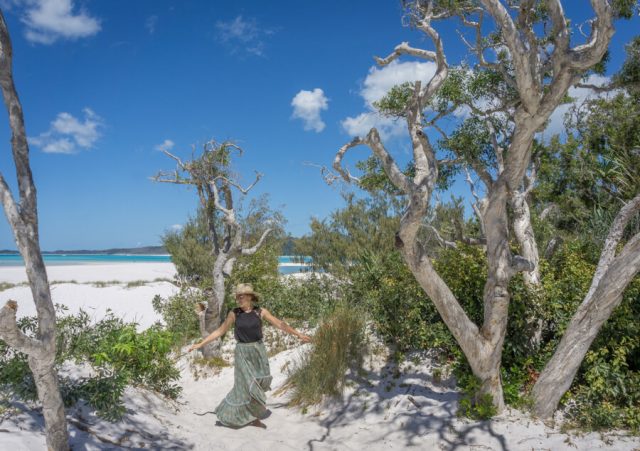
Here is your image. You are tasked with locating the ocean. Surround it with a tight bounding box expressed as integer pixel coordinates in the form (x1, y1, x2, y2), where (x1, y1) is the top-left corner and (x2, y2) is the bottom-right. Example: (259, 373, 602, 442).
(0, 254, 313, 274)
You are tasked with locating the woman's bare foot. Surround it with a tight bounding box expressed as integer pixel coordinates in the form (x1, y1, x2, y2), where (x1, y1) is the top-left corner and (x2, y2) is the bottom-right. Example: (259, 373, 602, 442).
(249, 419, 267, 429)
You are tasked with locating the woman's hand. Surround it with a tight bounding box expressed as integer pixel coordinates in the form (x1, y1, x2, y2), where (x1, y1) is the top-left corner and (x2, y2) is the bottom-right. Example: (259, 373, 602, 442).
(187, 343, 200, 353)
(299, 334, 312, 343)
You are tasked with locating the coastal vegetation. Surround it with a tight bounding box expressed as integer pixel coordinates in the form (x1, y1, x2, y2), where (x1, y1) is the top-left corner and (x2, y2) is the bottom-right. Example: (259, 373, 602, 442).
(0, 1, 639, 449)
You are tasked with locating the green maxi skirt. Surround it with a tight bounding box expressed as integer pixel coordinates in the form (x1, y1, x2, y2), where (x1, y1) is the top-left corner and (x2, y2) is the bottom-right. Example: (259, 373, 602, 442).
(215, 340, 273, 427)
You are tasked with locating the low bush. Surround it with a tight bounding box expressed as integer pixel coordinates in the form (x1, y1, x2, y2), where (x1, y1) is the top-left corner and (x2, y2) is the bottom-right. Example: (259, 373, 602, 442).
(286, 303, 366, 406)
(152, 289, 203, 346)
(0, 306, 181, 422)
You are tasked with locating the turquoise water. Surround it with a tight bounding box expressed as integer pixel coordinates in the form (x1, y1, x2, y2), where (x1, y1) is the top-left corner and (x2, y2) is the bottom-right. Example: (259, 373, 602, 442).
(0, 254, 314, 274)
(0, 254, 171, 266)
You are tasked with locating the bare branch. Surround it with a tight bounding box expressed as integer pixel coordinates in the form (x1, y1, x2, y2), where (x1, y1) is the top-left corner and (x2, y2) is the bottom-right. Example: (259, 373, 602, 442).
(160, 149, 187, 170)
(333, 138, 365, 184)
(242, 228, 273, 256)
(213, 171, 263, 195)
(303, 161, 348, 186)
(427, 224, 458, 249)
(209, 181, 232, 217)
(374, 41, 437, 66)
(539, 203, 558, 221)
(588, 193, 640, 296)
(0, 172, 22, 230)
(479, 0, 537, 106)
(568, 0, 614, 70)
(0, 301, 42, 356)
(365, 128, 415, 194)
(150, 171, 193, 185)
(574, 82, 619, 93)
(334, 130, 414, 195)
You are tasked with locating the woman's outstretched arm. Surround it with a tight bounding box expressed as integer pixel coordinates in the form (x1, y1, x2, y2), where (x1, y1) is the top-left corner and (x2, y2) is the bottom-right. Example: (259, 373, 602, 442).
(261, 308, 312, 343)
(188, 310, 235, 352)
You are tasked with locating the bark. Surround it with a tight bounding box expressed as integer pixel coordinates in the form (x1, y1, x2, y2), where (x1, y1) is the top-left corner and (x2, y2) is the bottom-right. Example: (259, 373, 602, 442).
(0, 11, 69, 450)
(154, 143, 272, 359)
(533, 194, 640, 418)
(331, 0, 615, 413)
(511, 188, 543, 351)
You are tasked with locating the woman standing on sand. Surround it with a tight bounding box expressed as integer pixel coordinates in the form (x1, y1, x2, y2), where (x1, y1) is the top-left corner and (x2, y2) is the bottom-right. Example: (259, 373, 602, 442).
(187, 283, 312, 428)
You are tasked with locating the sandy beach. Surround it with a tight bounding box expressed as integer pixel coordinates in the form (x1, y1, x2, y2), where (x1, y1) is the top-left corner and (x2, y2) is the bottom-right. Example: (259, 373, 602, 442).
(1, 262, 639, 450)
(0, 262, 178, 329)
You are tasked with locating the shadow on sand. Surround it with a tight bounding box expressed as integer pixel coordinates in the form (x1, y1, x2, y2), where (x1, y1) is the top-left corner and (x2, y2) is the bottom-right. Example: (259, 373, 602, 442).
(305, 352, 509, 451)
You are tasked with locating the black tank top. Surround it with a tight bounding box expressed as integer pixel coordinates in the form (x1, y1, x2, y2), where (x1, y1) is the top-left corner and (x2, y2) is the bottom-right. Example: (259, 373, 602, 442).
(233, 307, 263, 343)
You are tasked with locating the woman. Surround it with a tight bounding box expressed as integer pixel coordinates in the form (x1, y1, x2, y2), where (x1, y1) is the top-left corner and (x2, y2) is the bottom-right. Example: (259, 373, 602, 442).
(187, 283, 311, 428)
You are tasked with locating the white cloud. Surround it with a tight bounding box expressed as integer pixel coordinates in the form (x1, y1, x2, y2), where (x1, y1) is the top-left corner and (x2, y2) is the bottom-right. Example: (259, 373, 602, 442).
(542, 74, 615, 138)
(342, 112, 405, 140)
(30, 108, 103, 154)
(170, 224, 183, 232)
(360, 60, 437, 106)
(18, 0, 100, 44)
(342, 60, 437, 139)
(215, 15, 274, 57)
(291, 88, 329, 133)
(155, 139, 175, 152)
(145, 15, 158, 34)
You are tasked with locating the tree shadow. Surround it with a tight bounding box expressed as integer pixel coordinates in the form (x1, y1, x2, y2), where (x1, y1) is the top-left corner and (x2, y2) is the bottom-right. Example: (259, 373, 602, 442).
(305, 352, 510, 451)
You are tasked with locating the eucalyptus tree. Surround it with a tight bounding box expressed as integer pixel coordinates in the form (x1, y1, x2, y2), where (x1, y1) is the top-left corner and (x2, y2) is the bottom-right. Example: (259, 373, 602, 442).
(0, 11, 69, 450)
(530, 38, 640, 418)
(332, 0, 621, 412)
(154, 141, 272, 358)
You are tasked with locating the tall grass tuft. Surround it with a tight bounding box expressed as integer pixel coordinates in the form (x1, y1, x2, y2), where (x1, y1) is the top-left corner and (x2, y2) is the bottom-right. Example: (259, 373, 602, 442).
(286, 303, 366, 407)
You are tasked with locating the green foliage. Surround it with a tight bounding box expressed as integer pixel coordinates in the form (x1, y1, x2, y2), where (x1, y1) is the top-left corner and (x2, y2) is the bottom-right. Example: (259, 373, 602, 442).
(163, 210, 216, 286)
(295, 192, 401, 275)
(286, 303, 365, 406)
(373, 82, 414, 117)
(0, 308, 181, 422)
(258, 274, 341, 325)
(152, 290, 203, 346)
(349, 250, 457, 354)
(616, 36, 640, 94)
(456, 372, 498, 420)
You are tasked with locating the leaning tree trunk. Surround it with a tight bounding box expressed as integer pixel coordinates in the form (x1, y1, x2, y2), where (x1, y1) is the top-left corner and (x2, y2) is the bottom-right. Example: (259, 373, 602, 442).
(0, 10, 69, 450)
(532, 194, 640, 418)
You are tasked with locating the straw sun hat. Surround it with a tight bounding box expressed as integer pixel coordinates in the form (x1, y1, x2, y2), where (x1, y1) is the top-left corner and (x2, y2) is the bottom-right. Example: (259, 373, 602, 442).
(234, 283, 261, 302)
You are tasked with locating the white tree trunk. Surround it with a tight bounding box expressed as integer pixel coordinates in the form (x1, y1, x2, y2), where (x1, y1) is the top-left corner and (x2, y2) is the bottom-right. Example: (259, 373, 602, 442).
(511, 191, 544, 350)
(533, 194, 640, 418)
(0, 11, 69, 450)
(511, 193, 540, 287)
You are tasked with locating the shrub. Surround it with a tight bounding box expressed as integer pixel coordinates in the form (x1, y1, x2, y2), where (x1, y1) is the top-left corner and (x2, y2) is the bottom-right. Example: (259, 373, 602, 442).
(0, 307, 181, 422)
(286, 304, 366, 406)
(152, 289, 203, 346)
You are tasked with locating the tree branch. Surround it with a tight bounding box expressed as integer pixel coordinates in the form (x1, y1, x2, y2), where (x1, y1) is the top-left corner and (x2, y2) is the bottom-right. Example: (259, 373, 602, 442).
(374, 41, 437, 66)
(333, 138, 365, 184)
(213, 171, 263, 195)
(587, 193, 640, 297)
(0, 301, 42, 356)
(242, 228, 272, 256)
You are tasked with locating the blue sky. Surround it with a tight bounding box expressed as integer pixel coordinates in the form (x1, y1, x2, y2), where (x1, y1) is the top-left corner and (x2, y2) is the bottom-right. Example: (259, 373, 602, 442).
(0, 1, 637, 251)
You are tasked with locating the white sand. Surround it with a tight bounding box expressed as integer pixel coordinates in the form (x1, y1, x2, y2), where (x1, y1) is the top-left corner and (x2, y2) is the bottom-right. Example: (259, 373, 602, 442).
(0, 263, 178, 329)
(1, 262, 639, 450)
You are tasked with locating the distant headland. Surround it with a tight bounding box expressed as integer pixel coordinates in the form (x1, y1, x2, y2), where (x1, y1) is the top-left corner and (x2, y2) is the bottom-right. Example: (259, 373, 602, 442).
(0, 246, 167, 255)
